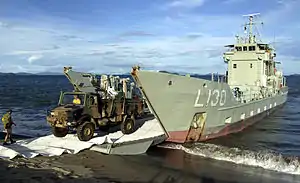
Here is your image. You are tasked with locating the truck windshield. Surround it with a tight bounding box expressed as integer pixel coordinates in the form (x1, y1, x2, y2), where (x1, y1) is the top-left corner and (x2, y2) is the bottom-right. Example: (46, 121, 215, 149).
(61, 93, 85, 105)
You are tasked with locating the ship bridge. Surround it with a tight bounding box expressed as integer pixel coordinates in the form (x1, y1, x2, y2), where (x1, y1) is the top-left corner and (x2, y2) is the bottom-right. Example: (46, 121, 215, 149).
(222, 13, 286, 102)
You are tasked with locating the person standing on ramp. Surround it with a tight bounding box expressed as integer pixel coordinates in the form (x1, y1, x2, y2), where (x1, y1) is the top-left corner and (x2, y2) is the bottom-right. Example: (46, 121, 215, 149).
(2, 109, 16, 145)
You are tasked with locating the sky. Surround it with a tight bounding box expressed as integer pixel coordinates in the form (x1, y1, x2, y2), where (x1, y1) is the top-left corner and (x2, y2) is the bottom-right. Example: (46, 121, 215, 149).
(0, 0, 299, 74)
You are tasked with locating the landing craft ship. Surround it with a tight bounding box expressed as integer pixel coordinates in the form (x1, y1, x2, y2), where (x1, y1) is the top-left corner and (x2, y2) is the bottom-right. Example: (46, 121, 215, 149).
(131, 13, 288, 143)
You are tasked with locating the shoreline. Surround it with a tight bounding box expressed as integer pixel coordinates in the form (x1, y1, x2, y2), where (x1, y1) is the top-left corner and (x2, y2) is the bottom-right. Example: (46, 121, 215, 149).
(0, 150, 121, 183)
(0, 147, 207, 183)
(1, 145, 299, 183)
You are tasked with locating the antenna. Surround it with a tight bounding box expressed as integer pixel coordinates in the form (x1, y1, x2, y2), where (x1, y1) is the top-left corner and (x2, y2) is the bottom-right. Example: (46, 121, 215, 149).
(241, 13, 262, 44)
(242, 13, 261, 17)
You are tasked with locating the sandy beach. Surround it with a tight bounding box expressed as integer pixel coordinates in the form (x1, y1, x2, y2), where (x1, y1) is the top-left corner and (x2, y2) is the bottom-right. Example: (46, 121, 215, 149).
(0, 146, 217, 183)
(1, 145, 300, 183)
(0, 148, 183, 183)
(0, 150, 106, 183)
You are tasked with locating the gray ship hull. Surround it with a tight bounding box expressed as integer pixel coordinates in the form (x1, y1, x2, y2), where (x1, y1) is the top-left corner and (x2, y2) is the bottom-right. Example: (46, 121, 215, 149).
(131, 70, 288, 143)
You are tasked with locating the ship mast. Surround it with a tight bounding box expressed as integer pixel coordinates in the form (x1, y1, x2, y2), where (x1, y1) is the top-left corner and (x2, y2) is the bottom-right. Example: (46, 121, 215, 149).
(242, 13, 262, 44)
(249, 15, 253, 43)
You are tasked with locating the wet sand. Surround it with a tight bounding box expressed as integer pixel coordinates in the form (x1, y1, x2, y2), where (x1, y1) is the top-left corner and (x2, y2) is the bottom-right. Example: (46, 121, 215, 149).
(0, 147, 228, 183)
(0, 149, 184, 183)
(0, 150, 118, 183)
(1, 146, 299, 183)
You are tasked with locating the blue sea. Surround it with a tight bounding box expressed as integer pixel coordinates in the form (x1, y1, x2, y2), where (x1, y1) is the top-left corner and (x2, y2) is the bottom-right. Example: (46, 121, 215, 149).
(0, 74, 299, 183)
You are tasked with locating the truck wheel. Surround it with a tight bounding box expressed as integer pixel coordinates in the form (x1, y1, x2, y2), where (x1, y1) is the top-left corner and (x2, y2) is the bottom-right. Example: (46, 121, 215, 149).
(52, 127, 68, 137)
(121, 117, 135, 134)
(77, 121, 95, 141)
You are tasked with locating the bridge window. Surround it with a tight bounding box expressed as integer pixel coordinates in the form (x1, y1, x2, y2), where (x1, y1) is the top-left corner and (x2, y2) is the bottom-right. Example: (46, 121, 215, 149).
(243, 46, 247, 51)
(249, 46, 256, 51)
(259, 45, 266, 50)
(235, 46, 242, 51)
(233, 64, 237, 68)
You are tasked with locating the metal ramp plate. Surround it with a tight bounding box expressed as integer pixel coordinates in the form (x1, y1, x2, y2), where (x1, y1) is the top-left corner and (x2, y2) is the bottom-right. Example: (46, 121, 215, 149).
(0, 118, 165, 159)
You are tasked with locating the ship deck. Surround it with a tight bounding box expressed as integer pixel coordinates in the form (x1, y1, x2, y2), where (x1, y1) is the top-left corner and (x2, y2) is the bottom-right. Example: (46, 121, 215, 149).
(0, 116, 166, 159)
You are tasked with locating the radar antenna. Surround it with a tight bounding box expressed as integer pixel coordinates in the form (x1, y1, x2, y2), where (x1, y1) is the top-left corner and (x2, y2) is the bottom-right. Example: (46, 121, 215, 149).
(241, 13, 263, 44)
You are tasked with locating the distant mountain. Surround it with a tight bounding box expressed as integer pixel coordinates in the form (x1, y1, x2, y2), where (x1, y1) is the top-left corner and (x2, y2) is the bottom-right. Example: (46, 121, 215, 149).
(16, 72, 34, 75)
(0, 72, 63, 76)
(0, 72, 32, 76)
(288, 74, 300, 77)
(0, 71, 296, 77)
(158, 70, 181, 75)
(35, 72, 63, 75)
(0, 72, 15, 76)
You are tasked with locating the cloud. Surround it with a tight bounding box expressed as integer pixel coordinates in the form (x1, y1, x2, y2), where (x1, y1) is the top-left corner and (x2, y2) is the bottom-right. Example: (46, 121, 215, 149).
(118, 31, 155, 37)
(222, 0, 246, 4)
(0, 13, 236, 74)
(0, 0, 299, 75)
(165, 0, 206, 9)
(276, 0, 297, 4)
(186, 32, 205, 39)
(27, 55, 43, 64)
(0, 21, 12, 28)
(0, 64, 64, 74)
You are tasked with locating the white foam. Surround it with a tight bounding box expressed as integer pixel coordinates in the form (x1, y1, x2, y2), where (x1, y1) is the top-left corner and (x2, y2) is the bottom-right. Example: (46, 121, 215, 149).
(160, 143, 300, 175)
(0, 118, 164, 159)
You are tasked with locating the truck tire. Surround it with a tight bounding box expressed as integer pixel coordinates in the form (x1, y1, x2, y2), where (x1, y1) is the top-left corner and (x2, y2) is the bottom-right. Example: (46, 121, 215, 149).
(121, 117, 135, 134)
(52, 127, 68, 137)
(77, 121, 95, 141)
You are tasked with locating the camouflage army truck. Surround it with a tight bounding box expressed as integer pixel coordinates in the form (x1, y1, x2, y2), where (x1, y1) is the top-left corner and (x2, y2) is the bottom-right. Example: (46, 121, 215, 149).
(46, 67, 147, 141)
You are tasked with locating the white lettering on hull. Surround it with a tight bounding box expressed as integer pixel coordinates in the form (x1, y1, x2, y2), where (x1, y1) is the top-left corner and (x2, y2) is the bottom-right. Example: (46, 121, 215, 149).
(194, 90, 204, 107)
(194, 89, 227, 107)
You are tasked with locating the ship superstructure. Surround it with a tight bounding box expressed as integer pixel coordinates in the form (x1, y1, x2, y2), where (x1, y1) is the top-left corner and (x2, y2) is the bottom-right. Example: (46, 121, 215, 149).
(130, 13, 288, 143)
(223, 13, 286, 103)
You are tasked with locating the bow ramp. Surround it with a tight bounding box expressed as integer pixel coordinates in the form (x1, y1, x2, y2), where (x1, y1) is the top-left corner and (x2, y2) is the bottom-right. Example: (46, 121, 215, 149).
(0, 118, 166, 160)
